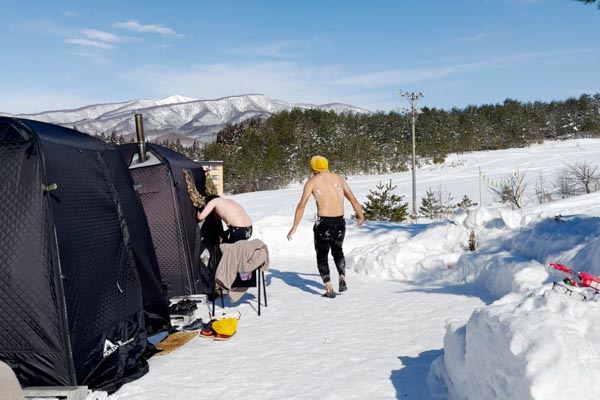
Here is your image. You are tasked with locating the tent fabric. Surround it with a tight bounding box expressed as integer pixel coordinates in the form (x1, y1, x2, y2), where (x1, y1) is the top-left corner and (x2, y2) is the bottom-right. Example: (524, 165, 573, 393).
(118, 143, 218, 297)
(0, 117, 169, 392)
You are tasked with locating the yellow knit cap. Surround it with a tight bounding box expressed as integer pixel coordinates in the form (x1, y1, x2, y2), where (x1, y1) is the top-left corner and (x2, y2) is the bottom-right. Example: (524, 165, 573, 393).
(309, 156, 328, 173)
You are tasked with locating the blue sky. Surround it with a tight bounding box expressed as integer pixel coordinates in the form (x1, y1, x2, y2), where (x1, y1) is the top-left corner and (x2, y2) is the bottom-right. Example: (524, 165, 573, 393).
(1, 0, 599, 114)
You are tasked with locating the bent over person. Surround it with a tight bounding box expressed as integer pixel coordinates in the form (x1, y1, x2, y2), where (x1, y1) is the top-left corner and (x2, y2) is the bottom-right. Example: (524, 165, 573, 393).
(198, 196, 253, 243)
(287, 156, 364, 298)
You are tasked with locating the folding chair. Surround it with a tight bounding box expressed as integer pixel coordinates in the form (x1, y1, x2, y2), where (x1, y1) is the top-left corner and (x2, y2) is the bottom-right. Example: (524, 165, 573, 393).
(212, 264, 267, 316)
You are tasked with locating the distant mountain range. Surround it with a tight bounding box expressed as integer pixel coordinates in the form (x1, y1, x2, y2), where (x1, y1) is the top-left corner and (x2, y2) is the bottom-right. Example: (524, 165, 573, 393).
(6, 94, 370, 145)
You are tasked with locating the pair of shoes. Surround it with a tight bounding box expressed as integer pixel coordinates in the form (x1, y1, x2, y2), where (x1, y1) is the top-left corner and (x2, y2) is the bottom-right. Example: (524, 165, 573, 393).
(169, 299, 198, 314)
(182, 318, 204, 331)
(339, 280, 347, 292)
(199, 328, 236, 341)
(322, 291, 336, 299)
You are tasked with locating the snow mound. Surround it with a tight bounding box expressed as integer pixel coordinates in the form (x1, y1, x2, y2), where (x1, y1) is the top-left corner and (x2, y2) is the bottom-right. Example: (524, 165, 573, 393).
(431, 287, 600, 399)
(500, 208, 523, 229)
(348, 220, 468, 281)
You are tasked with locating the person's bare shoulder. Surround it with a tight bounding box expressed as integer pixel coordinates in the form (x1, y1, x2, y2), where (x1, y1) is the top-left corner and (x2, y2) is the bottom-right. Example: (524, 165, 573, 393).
(331, 172, 346, 185)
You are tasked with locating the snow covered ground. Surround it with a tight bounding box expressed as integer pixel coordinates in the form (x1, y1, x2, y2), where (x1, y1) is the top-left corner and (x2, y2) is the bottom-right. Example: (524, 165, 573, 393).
(110, 139, 600, 400)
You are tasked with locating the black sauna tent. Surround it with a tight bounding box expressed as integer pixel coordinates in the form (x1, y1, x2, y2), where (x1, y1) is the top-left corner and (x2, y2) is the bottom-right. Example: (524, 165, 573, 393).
(117, 143, 223, 298)
(0, 117, 169, 393)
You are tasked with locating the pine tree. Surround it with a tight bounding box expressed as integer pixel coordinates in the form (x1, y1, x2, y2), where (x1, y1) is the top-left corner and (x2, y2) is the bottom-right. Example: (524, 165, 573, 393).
(420, 187, 454, 220)
(419, 188, 444, 220)
(108, 130, 119, 145)
(359, 180, 408, 222)
(456, 194, 477, 210)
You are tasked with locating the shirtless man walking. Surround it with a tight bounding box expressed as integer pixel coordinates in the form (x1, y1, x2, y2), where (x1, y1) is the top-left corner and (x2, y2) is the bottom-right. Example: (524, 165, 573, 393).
(198, 196, 253, 243)
(287, 156, 364, 298)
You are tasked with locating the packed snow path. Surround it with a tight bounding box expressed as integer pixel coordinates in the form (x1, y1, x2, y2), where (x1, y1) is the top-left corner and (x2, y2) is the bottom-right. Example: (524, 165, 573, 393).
(111, 254, 483, 400)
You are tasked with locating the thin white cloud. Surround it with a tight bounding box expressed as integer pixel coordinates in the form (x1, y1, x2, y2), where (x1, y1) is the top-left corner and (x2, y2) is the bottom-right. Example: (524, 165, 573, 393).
(331, 49, 598, 88)
(64, 38, 114, 50)
(63, 11, 76, 17)
(122, 47, 598, 112)
(66, 29, 137, 52)
(113, 20, 183, 37)
(82, 29, 121, 43)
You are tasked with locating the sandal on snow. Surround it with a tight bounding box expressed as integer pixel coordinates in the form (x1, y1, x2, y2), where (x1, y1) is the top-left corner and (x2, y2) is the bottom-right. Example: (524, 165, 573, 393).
(199, 327, 215, 338)
(339, 280, 347, 292)
(214, 332, 236, 341)
(322, 291, 336, 299)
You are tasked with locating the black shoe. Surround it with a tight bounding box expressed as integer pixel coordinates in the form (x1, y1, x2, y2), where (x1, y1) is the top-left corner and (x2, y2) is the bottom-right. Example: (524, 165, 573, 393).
(339, 280, 347, 292)
(169, 299, 198, 316)
(322, 291, 336, 299)
(182, 318, 204, 331)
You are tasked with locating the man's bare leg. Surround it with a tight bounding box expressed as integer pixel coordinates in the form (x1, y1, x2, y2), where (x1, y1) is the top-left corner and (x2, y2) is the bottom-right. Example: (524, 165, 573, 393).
(325, 281, 334, 293)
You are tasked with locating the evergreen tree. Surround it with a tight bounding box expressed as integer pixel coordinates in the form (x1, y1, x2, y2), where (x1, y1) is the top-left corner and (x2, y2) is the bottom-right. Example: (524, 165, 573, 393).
(419, 188, 444, 220)
(144, 93, 600, 195)
(419, 187, 454, 220)
(108, 130, 119, 145)
(456, 194, 477, 210)
(359, 180, 408, 222)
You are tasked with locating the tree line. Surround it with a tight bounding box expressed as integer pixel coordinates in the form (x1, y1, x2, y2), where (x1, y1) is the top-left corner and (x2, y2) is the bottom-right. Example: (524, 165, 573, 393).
(201, 94, 600, 194)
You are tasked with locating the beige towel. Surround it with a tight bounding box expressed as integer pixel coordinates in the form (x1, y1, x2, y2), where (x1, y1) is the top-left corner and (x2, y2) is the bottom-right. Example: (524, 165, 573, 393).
(216, 239, 269, 302)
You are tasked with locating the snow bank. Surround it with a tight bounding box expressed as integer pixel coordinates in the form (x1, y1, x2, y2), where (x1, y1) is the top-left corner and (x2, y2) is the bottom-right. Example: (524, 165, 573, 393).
(347, 221, 468, 281)
(432, 206, 600, 399)
(431, 287, 600, 399)
(451, 253, 548, 298)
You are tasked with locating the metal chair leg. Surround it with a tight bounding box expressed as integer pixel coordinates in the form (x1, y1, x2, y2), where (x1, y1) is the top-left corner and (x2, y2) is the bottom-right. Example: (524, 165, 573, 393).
(212, 292, 215, 315)
(258, 270, 261, 316)
(262, 269, 267, 307)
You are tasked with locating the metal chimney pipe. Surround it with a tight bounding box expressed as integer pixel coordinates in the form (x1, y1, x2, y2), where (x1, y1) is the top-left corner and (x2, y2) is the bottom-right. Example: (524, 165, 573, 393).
(134, 113, 147, 162)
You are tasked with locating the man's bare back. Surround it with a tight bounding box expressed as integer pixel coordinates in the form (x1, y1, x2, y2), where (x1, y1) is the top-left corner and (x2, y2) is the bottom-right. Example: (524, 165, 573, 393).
(288, 169, 364, 241)
(308, 171, 347, 217)
(198, 198, 252, 227)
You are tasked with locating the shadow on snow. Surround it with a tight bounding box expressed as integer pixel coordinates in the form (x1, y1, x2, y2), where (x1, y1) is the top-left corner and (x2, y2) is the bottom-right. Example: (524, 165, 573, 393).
(393, 279, 496, 305)
(267, 268, 325, 296)
(390, 349, 443, 399)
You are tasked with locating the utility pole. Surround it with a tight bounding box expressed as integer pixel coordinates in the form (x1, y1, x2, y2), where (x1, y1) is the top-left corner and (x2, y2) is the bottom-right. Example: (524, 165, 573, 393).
(399, 90, 424, 222)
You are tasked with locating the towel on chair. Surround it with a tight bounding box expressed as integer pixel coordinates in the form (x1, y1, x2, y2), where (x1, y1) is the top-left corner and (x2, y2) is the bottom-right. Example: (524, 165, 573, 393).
(216, 239, 269, 302)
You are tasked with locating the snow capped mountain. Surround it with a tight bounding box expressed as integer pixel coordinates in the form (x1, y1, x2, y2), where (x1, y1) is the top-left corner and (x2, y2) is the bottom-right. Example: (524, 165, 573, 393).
(11, 94, 369, 144)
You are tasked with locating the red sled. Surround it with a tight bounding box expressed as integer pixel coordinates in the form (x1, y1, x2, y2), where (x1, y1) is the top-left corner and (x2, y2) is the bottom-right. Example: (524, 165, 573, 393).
(579, 271, 600, 291)
(548, 263, 600, 291)
(548, 263, 580, 287)
(548, 263, 577, 276)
